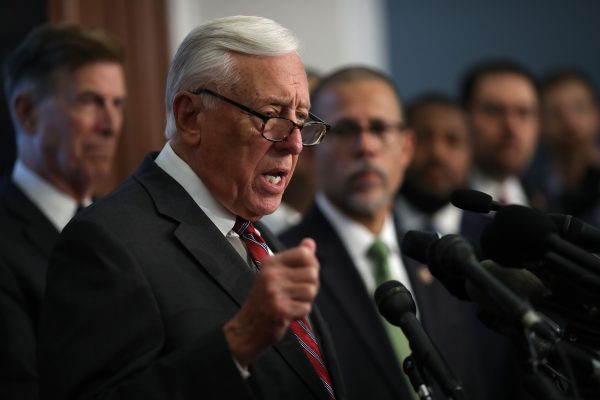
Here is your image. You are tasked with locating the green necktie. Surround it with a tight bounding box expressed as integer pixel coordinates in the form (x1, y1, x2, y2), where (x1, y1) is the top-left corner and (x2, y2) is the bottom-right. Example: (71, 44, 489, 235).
(367, 239, 418, 399)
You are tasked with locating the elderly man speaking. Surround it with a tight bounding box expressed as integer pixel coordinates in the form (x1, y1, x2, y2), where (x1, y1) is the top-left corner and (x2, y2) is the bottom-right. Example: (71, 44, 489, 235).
(37, 16, 343, 400)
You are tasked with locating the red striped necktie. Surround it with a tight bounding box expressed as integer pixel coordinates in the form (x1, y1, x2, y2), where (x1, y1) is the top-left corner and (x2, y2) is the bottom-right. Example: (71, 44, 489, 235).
(233, 218, 336, 399)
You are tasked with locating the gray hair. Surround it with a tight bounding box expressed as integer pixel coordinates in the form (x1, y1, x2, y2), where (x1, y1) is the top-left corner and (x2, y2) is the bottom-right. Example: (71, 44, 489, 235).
(164, 15, 300, 139)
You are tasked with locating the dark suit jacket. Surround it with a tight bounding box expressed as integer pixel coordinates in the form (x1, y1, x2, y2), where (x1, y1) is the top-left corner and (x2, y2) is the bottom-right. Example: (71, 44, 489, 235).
(0, 179, 59, 400)
(281, 204, 513, 400)
(37, 154, 345, 400)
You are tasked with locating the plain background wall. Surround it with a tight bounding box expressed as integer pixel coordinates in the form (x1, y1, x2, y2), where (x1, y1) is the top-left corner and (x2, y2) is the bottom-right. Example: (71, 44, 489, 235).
(166, 0, 388, 75)
(387, 1, 600, 102)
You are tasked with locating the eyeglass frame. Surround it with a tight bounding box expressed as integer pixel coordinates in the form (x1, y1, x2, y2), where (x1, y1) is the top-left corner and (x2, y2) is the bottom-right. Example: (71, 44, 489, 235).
(188, 87, 330, 146)
(326, 118, 408, 146)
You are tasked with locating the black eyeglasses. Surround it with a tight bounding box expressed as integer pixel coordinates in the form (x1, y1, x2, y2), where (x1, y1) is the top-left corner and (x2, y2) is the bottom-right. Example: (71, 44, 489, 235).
(189, 88, 330, 146)
(328, 118, 407, 146)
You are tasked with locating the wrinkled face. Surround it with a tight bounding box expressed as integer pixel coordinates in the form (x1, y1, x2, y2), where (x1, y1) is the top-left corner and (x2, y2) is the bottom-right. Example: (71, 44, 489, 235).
(406, 103, 471, 198)
(193, 53, 309, 221)
(542, 79, 600, 151)
(32, 62, 126, 193)
(468, 73, 539, 179)
(315, 79, 413, 217)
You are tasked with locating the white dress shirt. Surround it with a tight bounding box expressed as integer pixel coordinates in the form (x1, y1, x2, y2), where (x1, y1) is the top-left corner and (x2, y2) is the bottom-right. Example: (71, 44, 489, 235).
(470, 170, 529, 206)
(315, 192, 415, 299)
(12, 160, 91, 232)
(395, 196, 463, 236)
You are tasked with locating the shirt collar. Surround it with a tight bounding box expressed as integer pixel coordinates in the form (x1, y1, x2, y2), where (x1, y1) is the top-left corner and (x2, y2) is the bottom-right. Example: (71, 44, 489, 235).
(12, 159, 90, 231)
(470, 170, 529, 206)
(315, 192, 399, 259)
(154, 141, 236, 236)
(396, 196, 462, 235)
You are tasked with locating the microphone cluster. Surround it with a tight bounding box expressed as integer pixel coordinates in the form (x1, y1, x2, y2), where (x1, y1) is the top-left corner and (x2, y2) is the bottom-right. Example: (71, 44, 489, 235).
(375, 188, 600, 399)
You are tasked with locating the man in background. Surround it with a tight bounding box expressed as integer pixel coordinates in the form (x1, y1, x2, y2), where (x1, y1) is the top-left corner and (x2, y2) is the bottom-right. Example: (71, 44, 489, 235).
(462, 60, 540, 205)
(37, 16, 343, 399)
(528, 70, 600, 225)
(0, 24, 126, 399)
(395, 94, 481, 238)
(281, 66, 500, 400)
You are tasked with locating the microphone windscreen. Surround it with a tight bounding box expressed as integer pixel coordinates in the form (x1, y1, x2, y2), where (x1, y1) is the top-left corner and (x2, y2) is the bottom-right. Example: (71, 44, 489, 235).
(402, 231, 470, 301)
(450, 189, 493, 213)
(481, 205, 556, 266)
(401, 230, 438, 264)
(374, 280, 416, 326)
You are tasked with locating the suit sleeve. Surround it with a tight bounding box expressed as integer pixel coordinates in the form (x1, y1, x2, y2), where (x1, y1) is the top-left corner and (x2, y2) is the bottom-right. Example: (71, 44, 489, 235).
(37, 219, 254, 400)
(0, 258, 39, 400)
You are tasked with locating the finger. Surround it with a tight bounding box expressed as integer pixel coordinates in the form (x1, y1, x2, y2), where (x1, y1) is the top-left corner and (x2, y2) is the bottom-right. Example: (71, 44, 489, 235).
(285, 282, 319, 303)
(266, 244, 318, 269)
(299, 237, 316, 253)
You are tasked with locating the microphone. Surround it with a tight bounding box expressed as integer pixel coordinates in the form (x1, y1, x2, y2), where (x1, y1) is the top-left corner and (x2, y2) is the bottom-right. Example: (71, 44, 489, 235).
(402, 230, 469, 301)
(401, 230, 557, 341)
(548, 213, 600, 254)
(450, 189, 504, 213)
(451, 189, 600, 254)
(375, 281, 468, 400)
(403, 356, 434, 400)
(481, 205, 600, 291)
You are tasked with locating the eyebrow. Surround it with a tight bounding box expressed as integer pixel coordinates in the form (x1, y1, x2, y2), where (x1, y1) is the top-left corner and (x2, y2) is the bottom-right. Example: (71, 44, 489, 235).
(257, 95, 310, 111)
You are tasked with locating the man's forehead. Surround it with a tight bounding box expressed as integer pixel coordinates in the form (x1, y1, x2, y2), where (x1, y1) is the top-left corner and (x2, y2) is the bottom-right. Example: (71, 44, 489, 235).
(231, 54, 309, 107)
(318, 82, 401, 117)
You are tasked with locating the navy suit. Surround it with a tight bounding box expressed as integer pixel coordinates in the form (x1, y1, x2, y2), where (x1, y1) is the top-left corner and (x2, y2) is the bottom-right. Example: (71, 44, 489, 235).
(37, 154, 345, 400)
(281, 204, 517, 400)
(0, 179, 59, 400)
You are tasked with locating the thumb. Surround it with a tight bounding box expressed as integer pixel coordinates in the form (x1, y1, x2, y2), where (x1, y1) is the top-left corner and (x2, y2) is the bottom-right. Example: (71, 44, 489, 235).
(299, 237, 316, 254)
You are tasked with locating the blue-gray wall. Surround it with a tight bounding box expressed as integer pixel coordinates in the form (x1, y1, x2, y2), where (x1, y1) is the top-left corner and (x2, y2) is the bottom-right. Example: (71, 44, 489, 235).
(387, 1, 600, 102)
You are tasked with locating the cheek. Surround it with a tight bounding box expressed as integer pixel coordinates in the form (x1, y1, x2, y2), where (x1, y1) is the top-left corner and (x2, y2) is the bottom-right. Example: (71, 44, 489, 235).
(384, 151, 406, 189)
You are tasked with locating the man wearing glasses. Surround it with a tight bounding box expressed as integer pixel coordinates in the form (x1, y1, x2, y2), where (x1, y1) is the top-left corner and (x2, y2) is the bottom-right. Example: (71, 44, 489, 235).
(281, 67, 496, 400)
(37, 16, 343, 400)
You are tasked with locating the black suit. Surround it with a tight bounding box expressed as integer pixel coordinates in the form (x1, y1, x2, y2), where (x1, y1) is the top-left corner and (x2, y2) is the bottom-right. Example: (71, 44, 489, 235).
(0, 179, 59, 400)
(37, 154, 344, 400)
(281, 204, 513, 400)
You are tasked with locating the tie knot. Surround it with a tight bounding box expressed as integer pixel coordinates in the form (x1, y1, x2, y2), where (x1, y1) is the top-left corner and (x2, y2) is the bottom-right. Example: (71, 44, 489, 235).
(233, 217, 254, 236)
(367, 239, 390, 263)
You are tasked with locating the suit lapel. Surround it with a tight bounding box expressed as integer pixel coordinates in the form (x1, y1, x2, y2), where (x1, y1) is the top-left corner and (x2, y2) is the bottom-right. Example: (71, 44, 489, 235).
(307, 206, 410, 399)
(134, 154, 255, 307)
(134, 155, 330, 400)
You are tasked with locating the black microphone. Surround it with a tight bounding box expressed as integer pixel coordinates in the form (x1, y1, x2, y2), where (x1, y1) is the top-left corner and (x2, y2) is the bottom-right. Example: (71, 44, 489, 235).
(548, 213, 600, 254)
(450, 189, 504, 213)
(452, 189, 600, 254)
(375, 281, 468, 400)
(481, 205, 600, 291)
(403, 356, 434, 400)
(401, 230, 557, 341)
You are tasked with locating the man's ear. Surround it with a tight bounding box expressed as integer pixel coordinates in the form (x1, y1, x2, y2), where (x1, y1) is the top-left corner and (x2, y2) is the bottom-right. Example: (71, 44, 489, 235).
(173, 91, 203, 146)
(12, 92, 37, 134)
(400, 127, 416, 169)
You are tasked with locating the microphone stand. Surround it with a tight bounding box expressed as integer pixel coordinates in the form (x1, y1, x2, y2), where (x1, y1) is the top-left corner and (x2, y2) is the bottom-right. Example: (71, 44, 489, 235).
(404, 355, 434, 400)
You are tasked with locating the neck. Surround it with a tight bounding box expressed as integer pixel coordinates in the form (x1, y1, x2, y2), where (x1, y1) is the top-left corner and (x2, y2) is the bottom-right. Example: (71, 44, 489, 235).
(21, 157, 91, 203)
(400, 180, 451, 215)
(333, 199, 390, 235)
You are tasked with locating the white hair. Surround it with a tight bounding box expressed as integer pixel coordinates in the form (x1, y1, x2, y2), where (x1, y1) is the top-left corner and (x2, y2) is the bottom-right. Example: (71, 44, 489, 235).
(164, 15, 300, 139)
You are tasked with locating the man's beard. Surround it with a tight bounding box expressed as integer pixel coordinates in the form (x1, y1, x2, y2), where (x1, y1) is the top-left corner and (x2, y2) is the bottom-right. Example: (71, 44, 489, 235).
(333, 162, 391, 218)
(400, 178, 452, 215)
